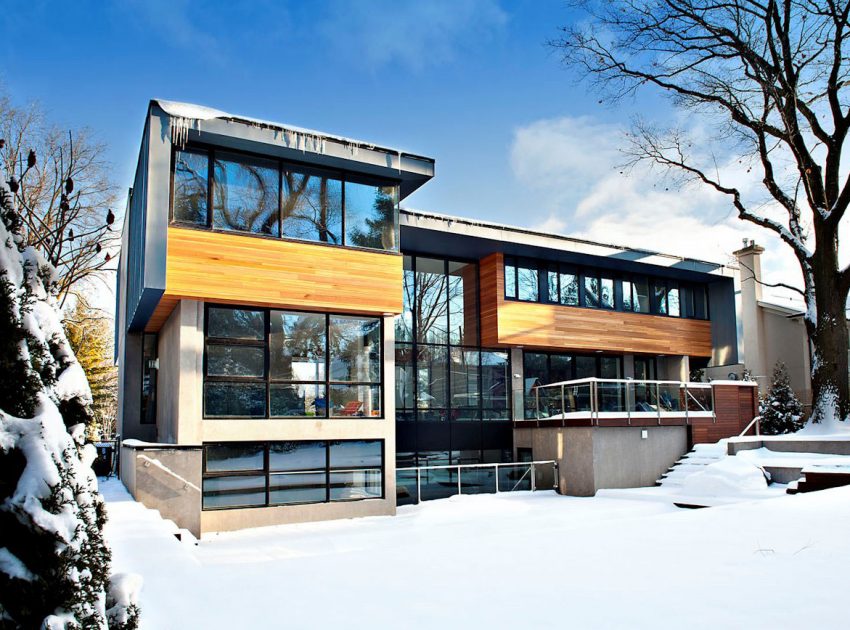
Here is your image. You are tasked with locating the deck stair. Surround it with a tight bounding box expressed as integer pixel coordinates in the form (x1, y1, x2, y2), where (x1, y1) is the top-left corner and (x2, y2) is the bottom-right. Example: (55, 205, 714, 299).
(656, 442, 727, 488)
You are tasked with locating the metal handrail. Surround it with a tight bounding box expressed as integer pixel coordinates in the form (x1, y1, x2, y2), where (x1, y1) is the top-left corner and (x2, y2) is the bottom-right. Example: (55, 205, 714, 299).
(525, 377, 715, 426)
(397, 460, 559, 505)
(739, 415, 761, 437)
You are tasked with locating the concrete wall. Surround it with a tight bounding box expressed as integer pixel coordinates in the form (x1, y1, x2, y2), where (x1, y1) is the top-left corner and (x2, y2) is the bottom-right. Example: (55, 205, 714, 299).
(120, 445, 203, 537)
(514, 425, 688, 496)
(156, 300, 204, 444)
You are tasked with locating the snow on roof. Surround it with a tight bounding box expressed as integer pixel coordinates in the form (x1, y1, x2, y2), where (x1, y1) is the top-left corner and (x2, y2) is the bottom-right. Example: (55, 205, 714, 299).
(153, 99, 433, 161)
(401, 207, 731, 270)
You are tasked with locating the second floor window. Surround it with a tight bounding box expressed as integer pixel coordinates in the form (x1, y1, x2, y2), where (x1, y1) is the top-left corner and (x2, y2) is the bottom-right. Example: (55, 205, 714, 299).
(204, 306, 383, 419)
(172, 147, 400, 252)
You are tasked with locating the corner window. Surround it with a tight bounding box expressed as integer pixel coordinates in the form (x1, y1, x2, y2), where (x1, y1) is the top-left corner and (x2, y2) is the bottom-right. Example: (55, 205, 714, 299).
(344, 180, 399, 251)
(172, 150, 209, 226)
(203, 306, 383, 419)
(170, 145, 399, 252)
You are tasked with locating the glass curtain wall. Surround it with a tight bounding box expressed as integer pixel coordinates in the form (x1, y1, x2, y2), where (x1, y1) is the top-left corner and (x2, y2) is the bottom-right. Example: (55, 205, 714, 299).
(395, 256, 512, 504)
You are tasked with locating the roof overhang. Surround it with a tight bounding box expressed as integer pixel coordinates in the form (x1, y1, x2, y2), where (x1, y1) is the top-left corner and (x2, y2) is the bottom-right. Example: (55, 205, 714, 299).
(150, 100, 435, 200)
(400, 209, 735, 282)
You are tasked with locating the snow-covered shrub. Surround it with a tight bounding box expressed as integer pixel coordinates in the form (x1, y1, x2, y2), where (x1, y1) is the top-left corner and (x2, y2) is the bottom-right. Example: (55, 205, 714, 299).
(0, 165, 137, 626)
(759, 361, 805, 435)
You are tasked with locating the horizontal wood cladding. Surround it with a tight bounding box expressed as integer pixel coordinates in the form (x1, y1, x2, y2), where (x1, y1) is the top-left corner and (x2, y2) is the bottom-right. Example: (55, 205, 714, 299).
(690, 385, 758, 445)
(146, 227, 403, 331)
(479, 252, 713, 357)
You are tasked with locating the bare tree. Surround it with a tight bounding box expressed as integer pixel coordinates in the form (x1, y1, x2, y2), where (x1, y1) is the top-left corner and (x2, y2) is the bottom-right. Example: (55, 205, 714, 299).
(553, 0, 850, 423)
(0, 94, 117, 304)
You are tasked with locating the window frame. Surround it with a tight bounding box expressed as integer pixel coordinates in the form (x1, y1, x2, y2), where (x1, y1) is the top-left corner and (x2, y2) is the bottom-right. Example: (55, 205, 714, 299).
(396, 255, 511, 424)
(503, 256, 708, 320)
(169, 142, 402, 253)
(202, 440, 386, 511)
(202, 304, 384, 420)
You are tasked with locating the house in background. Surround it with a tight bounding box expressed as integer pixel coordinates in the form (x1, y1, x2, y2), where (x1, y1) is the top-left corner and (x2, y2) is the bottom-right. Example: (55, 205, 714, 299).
(708, 241, 813, 410)
(115, 100, 759, 537)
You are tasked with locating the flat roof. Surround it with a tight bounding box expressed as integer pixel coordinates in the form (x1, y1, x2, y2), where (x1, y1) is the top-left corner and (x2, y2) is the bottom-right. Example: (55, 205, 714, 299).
(400, 208, 735, 279)
(150, 99, 435, 199)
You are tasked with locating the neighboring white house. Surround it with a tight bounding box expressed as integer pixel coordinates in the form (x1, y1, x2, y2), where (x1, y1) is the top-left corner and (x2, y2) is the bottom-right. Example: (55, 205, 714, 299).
(706, 241, 812, 410)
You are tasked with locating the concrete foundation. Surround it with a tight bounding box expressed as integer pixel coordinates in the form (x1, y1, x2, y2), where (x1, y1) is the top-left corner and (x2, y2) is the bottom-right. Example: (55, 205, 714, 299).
(515, 425, 688, 496)
(120, 444, 203, 537)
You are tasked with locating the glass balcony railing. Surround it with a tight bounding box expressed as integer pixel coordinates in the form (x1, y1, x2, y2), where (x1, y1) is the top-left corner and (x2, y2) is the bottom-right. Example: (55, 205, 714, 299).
(521, 378, 715, 425)
(396, 460, 559, 506)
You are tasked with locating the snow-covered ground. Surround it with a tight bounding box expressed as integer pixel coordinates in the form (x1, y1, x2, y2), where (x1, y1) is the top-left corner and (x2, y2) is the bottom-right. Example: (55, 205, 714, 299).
(103, 478, 848, 629)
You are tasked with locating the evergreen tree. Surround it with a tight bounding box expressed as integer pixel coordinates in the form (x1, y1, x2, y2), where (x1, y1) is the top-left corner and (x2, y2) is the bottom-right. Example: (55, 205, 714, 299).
(0, 150, 137, 626)
(759, 362, 805, 435)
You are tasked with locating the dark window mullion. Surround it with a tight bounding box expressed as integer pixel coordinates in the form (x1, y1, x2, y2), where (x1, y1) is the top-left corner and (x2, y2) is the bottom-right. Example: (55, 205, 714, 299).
(207, 149, 214, 229)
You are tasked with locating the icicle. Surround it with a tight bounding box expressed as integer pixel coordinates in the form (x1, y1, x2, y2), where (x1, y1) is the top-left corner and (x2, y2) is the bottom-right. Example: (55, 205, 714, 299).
(169, 116, 193, 149)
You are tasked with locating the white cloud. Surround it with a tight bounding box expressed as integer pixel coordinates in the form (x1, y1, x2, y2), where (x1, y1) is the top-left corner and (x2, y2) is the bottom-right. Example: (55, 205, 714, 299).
(320, 0, 507, 71)
(513, 115, 805, 300)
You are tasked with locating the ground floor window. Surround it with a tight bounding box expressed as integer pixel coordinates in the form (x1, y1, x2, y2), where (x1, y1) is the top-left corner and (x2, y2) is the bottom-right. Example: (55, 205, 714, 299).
(202, 440, 384, 510)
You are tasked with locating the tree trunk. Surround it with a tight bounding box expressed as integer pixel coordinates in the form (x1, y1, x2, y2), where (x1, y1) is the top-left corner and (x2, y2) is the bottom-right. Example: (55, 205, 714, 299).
(807, 239, 850, 423)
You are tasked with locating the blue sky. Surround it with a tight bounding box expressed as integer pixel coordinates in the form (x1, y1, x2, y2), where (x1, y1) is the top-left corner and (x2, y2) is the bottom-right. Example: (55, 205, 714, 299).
(0, 0, 801, 301)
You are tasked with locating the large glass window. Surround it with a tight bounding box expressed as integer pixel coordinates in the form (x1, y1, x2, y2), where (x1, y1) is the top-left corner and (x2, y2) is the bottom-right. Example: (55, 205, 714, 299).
(517, 261, 538, 302)
(344, 180, 399, 251)
(204, 307, 267, 418)
(394, 255, 510, 436)
(505, 258, 517, 299)
(282, 170, 343, 245)
(203, 440, 384, 510)
(448, 261, 478, 346)
(415, 257, 449, 344)
(560, 270, 579, 306)
(396, 256, 414, 342)
(171, 145, 399, 251)
(173, 150, 209, 225)
(204, 306, 382, 419)
(481, 351, 509, 420)
(213, 152, 280, 236)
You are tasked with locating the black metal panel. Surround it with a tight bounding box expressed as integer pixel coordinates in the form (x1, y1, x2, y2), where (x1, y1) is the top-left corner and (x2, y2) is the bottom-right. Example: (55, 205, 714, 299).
(481, 422, 513, 450)
(399, 222, 726, 283)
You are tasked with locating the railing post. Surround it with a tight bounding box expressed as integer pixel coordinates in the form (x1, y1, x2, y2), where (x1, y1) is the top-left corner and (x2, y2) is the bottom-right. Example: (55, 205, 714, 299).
(561, 384, 566, 420)
(416, 467, 421, 505)
(535, 387, 540, 421)
(495, 463, 500, 493)
(531, 462, 536, 492)
(684, 384, 689, 425)
(656, 382, 661, 425)
(457, 466, 462, 496)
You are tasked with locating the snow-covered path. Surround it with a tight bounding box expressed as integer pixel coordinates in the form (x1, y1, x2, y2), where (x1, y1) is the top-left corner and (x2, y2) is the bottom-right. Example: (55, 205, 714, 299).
(102, 479, 848, 629)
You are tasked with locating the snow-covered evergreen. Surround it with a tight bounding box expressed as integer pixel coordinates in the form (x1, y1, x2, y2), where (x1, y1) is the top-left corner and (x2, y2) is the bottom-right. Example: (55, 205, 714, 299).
(0, 165, 138, 626)
(759, 362, 805, 435)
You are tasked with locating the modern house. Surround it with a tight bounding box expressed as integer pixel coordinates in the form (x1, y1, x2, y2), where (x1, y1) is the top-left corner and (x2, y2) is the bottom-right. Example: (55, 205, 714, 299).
(116, 100, 758, 536)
